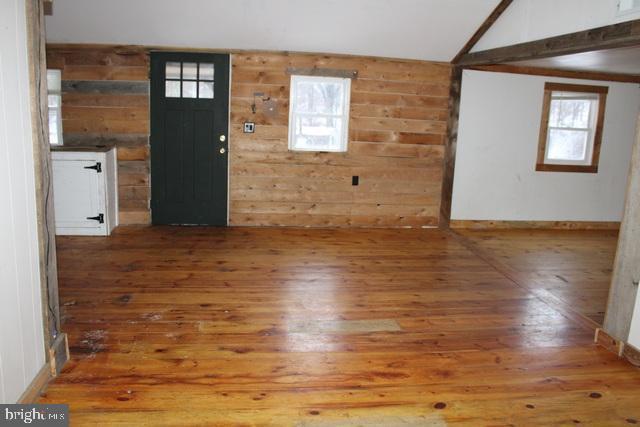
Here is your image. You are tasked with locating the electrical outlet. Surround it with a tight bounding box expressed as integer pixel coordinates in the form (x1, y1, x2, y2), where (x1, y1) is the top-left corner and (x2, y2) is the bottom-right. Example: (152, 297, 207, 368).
(243, 122, 255, 133)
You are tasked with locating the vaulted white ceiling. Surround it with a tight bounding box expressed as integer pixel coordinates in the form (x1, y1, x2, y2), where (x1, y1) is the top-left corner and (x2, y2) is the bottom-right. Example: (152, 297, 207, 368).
(44, 0, 500, 62)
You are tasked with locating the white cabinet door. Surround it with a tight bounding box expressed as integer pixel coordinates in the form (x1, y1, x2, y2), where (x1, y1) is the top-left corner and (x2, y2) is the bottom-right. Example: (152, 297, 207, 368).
(52, 159, 105, 233)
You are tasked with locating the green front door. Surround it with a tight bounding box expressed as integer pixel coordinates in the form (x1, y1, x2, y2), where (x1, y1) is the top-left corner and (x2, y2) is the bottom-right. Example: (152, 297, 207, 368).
(150, 52, 229, 225)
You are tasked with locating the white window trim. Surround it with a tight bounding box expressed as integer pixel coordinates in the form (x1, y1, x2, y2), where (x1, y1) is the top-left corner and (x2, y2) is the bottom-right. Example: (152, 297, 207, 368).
(47, 69, 63, 146)
(543, 93, 599, 166)
(288, 75, 351, 153)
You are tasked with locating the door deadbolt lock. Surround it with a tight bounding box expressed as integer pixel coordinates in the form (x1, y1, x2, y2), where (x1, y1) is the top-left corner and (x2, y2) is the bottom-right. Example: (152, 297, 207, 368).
(219, 148, 226, 154)
(219, 135, 226, 142)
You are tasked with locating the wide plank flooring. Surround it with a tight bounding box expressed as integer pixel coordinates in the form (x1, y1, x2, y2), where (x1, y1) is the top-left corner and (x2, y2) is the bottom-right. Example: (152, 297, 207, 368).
(39, 227, 639, 426)
(455, 229, 619, 325)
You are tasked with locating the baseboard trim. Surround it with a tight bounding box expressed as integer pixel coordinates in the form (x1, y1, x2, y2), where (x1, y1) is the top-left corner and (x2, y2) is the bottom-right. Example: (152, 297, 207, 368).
(17, 333, 70, 403)
(622, 342, 640, 367)
(17, 364, 51, 404)
(48, 333, 70, 376)
(594, 328, 640, 367)
(450, 220, 620, 230)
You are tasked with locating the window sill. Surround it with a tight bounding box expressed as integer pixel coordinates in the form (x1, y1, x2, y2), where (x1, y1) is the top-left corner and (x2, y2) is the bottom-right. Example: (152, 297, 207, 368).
(536, 163, 598, 173)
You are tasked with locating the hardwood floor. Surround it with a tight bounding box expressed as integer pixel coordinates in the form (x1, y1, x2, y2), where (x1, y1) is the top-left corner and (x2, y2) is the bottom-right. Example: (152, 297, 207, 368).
(39, 227, 640, 426)
(455, 229, 619, 325)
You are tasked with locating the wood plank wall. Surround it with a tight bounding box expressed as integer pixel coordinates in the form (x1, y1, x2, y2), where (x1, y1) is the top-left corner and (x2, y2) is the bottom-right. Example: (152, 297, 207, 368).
(46, 45, 452, 227)
(46, 45, 151, 225)
(229, 53, 450, 227)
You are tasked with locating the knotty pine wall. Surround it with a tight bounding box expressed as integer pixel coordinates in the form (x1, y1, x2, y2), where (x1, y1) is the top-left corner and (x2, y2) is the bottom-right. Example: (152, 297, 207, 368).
(46, 45, 451, 227)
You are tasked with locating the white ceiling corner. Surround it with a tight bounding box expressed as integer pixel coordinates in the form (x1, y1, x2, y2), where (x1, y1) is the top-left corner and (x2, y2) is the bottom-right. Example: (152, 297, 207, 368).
(45, 0, 500, 62)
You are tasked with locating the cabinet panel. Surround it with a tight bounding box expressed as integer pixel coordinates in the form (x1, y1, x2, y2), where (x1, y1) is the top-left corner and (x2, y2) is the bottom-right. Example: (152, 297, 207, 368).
(52, 159, 104, 231)
(51, 148, 117, 236)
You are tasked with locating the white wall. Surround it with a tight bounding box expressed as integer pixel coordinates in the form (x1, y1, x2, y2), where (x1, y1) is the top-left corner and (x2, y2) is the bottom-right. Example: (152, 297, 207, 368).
(0, 0, 47, 403)
(451, 70, 640, 222)
(473, 0, 640, 52)
(629, 283, 640, 348)
(43, 0, 500, 62)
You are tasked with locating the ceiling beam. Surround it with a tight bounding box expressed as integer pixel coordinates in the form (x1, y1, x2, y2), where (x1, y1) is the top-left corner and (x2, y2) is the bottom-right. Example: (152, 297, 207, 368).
(452, 0, 513, 64)
(458, 18, 640, 66)
(465, 64, 640, 83)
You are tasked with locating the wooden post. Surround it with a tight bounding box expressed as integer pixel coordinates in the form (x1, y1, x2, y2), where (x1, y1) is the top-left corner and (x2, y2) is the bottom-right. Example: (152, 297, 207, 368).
(604, 115, 640, 341)
(439, 66, 462, 228)
(440, 0, 512, 226)
(25, 0, 68, 373)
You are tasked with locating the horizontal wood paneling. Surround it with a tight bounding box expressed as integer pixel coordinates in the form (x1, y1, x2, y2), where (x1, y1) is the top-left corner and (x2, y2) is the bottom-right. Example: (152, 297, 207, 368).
(47, 45, 150, 225)
(229, 52, 451, 227)
(47, 45, 451, 227)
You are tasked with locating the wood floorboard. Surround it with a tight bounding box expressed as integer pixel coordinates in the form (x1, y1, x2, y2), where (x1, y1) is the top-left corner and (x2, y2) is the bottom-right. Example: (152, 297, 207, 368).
(454, 229, 619, 326)
(39, 227, 640, 426)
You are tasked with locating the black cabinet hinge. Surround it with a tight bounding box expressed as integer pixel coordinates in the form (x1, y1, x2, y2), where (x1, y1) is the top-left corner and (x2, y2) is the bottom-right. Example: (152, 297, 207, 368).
(87, 213, 104, 224)
(84, 162, 102, 173)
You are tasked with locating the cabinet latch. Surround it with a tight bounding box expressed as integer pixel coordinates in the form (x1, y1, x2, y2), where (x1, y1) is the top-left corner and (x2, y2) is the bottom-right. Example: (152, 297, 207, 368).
(87, 213, 104, 224)
(84, 162, 102, 173)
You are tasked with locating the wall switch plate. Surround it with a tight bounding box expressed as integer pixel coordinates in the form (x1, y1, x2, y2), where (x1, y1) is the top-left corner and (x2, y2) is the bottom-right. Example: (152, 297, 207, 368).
(243, 122, 255, 133)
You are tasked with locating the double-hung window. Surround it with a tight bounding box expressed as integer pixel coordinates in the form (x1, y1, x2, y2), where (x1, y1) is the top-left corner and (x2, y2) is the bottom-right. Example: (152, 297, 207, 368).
(536, 82, 608, 173)
(47, 69, 63, 145)
(288, 75, 351, 152)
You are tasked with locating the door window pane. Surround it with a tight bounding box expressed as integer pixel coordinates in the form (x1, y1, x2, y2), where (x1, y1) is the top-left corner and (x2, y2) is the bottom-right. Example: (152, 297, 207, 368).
(166, 80, 181, 98)
(165, 60, 216, 99)
(166, 62, 181, 79)
(183, 62, 198, 80)
(199, 63, 214, 81)
(182, 81, 197, 98)
(198, 82, 214, 99)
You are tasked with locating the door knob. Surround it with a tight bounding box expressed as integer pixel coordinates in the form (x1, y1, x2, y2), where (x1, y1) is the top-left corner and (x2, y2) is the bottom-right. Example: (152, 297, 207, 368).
(219, 148, 226, 154)
(219, 135, 226, 142)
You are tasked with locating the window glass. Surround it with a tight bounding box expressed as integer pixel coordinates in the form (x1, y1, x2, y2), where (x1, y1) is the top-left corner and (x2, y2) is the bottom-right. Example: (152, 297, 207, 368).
(199, 82, 214, 99)
(47, 70, 63, 145)
(294, 81, 344, 115)
(182, 62, 198, 80)
(165, 62, 181, 79)
(547, 129, 589, 161)
(165, 61, 215, 99)
(292, 116, 345, 151)
(549, 98, 592, 129)
(199, 63, 215, 81)
(165, 80, 181, 98)
(545, 92, 598, 165)
(288, 75, 351, 152)
(182, 81, 197, 98)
